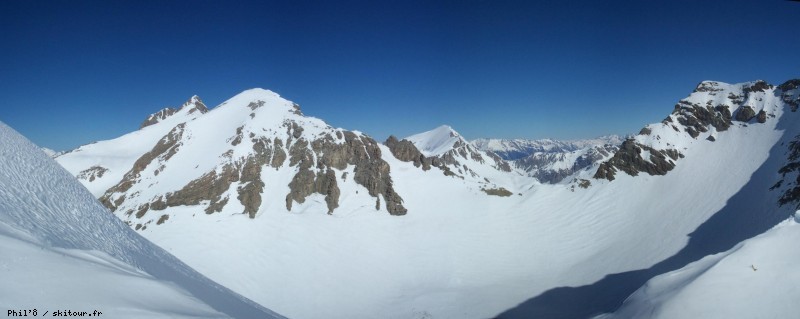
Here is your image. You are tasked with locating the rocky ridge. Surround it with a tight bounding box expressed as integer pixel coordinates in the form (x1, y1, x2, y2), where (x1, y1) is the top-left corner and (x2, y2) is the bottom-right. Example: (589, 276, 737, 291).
(595, 80, 794, 181)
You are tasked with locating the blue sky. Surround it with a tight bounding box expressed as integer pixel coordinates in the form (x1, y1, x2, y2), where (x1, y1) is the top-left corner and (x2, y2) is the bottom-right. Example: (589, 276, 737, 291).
(1, 0, 798, 151)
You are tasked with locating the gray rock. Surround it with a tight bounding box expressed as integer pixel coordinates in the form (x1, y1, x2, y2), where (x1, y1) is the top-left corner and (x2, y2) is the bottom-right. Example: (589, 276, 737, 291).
(735, 106, 756, 122)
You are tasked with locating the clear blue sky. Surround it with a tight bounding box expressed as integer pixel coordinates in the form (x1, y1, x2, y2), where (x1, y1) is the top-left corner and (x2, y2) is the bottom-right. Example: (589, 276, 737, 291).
(1, 0, 798, 151)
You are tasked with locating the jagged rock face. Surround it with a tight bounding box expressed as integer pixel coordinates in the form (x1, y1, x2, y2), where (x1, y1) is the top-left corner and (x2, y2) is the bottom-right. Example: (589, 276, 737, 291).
(391, 130, 513, 184)
(776, 137, 800, 206)
(779, 79, 800, 112)
(669, 101, 732, 138)
(140, 108, 178, 128)
(384, 136, 431, 170)
(735, 105, 756, 122)
(594, 140, 682, 181)
(139, 96, 208, 129)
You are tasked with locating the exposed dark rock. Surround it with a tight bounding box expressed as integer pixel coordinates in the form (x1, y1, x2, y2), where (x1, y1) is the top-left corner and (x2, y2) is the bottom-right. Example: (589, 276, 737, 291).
(271, 138, 287, 168)
(672, 102, 732, 138)
(735, 106, 756, 122)
(482, 187, 512, 197)
(183, 96, 208, 114)
(165, 163, 240, 214)
(291, 103, 303, 116)
(577, 179, 591, 189)
(238, 155, 267, 218)
(344, 132, 407, 215)
(778, 79, 800, 92)
(77, 165, 108, 182)
(707, 135, 716, 142)
(291, 122, 304, 139)
(777, 136, 800, 207)
(639, 127, 652, 135)
(757, 110, 767, 123)
(283, 131, 407, 215)
(742, 80, 772, 93)
(779, 79, 800, 112)
(231, 126, 244, 146)
(248, 100, 266, 110)
(150, 196, 167, 210)
(156, 214, 169, 225)
(593, 139, 682, 181)
(135, 203, 150, 218)
(140, 108, 177, 129)
(384, 135, 431, 170)
(693, 81, 724, 93)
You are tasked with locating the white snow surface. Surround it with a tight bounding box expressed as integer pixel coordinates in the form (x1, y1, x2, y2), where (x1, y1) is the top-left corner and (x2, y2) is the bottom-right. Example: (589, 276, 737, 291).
(53, 81, 800, 319)
(0, 121, 283, 319)
(597, 215, 800, 319)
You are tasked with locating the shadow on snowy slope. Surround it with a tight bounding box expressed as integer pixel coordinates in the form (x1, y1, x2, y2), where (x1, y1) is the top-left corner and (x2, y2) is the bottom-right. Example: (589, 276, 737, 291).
(495, 106, 799, 319)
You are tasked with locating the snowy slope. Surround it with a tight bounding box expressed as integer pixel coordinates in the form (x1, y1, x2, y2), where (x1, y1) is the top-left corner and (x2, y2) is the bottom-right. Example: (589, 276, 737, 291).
(0, 121, 283, 319)
(597, 214, 800, 319)
(54, 80, 800, 319)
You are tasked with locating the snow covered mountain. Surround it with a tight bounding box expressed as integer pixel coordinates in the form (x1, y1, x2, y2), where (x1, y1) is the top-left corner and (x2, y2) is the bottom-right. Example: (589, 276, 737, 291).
(0, 121, 283, 318)
(55, 79, 800, 318)
(404, 124, 469, 156)
(390, 124, 517, 192)
(473, 135, 623, 160)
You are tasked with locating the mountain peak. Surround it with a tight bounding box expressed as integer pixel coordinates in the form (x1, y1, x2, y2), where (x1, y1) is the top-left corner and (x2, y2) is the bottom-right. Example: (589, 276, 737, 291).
(179, 95, 208, 114)
(404, 124, 468, 156)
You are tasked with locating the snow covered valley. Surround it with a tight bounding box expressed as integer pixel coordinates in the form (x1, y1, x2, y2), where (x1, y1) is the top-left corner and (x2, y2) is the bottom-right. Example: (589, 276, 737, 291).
(4, 79, 799, 318)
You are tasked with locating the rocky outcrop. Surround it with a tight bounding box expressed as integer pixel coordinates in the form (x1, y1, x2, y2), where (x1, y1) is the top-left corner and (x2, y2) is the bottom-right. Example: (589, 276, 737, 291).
(282, 130, 407, 215)
(668, 101, 732, 138)
(482, 187, 512, 197)
(594, 139, 682, 181)
(140, 107, 178, 129)
(779, 79, 800, 112)
(139, 96, 208, 129)
(77, 165, 108, 182)
(777, 135, 800, 207)
(757, 110, 767, 123)
(742, 80, 772, 93)
(385, 136, 432, 170)
(735, 106, 756, 122)
(165, 163, 240, 214)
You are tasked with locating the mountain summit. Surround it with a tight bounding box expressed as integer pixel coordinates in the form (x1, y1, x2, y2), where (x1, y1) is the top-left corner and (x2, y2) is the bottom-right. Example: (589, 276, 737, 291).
(404, 124, 467, 156)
